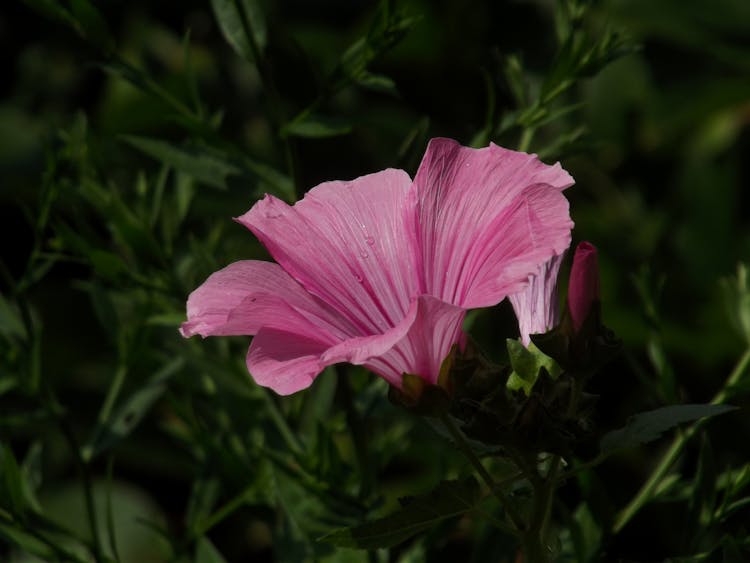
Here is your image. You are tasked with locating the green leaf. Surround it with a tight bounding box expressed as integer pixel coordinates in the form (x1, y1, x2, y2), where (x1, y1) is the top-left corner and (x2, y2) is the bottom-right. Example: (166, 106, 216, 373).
(506, 339, 562, 395)
(195, 536, 229, 563)
(82, 357, 185, 461)
(569, 503, 602, 563)
(283, 115, 353, 139)
(319, 477, 480, 550)
(355, 72, 398, 95)
(69, 0, 115, 53)
(122, 135, 293, 198)
(210, 0, 267, 62)
(0, 522, 56, 561)
(720, 263, 750, 345)
(600, 404, 737, 454)
(21, 0, 76, 27)
(0, 444, 41, 518)
(0, 293, 26, 339)
(122, 136, 239, 191)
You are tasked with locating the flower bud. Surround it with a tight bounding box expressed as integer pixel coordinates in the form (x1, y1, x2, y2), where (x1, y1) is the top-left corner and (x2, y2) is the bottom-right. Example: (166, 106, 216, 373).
(568, 242, 600, 333)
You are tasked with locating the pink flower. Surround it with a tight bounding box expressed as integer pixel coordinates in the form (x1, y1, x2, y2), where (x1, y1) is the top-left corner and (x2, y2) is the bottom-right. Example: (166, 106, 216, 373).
(567, 241, 599, 333)
(508, 254, 565, 347)
(180, 138, 574, 395)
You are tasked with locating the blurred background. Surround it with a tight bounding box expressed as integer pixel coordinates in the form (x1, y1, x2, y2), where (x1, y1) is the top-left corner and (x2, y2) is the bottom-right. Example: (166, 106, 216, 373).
(2, 0, 750, 561)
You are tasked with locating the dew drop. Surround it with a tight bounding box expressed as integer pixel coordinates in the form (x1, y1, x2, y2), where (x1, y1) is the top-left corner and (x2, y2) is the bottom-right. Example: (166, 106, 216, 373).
(355, 274, 364, 283)
(359, 249, 369, 259)
(365, 236, 375, 246)
(264, 210, 282, 219)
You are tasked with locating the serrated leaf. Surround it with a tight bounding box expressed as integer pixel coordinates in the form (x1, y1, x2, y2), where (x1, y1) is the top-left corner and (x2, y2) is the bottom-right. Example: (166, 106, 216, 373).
(600, 404, 736, 454)
(319, 477, 480, 550)
(283, 115, 353, 139)
(210, 0, 267, 62)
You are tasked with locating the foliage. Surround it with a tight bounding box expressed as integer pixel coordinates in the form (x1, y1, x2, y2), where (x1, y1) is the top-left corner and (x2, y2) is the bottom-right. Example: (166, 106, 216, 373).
(2, 0, 750, 561)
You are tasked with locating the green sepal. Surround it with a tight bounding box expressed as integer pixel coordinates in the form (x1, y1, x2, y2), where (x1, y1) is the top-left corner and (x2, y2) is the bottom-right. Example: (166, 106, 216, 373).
(506, 338, 562, 395)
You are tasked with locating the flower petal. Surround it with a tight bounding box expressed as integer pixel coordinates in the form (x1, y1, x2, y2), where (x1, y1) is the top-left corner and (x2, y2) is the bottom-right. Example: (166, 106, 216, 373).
(246, 328, 329, 395)
(323, 295, 466, 387)
(508, 253, 564, 346)
(236, 169, 419, 337)
(413, 138, 574, 308)
(180, 260, 346, 341)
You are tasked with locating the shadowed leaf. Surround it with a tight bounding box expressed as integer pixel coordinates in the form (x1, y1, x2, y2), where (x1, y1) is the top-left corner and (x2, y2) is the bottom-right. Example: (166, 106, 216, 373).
(600, 404, 736, 454)
(319, 477, 480, 550)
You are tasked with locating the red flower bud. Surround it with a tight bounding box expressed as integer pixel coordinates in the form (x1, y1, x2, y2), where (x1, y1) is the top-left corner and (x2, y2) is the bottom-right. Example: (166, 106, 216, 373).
(568, 242, 600, 333)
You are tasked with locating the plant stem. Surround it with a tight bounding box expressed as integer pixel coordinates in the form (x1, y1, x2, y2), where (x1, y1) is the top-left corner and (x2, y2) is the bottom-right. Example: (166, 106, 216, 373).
(612, 347, 750, 534)
(518, 127, 536, 153)
(262, 389, 303, 456)
(439, 413, 525, 532)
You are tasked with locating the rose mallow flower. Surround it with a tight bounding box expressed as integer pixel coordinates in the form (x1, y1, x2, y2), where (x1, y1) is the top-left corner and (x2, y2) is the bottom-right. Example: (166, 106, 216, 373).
(180, 138, 574, 395)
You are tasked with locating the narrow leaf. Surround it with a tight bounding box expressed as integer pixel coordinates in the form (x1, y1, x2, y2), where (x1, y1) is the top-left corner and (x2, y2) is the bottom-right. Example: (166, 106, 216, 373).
(210, 0, 267, 62)
(83, 357, 185, 460)
(122, 136, 239, 190)
(283, 115, 353, 139)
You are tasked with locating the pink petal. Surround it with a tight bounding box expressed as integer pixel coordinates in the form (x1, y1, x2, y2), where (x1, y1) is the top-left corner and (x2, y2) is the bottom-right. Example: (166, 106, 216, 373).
(236, 169, 420, 337)
(324, 295, 466, 387)
(180, 260, 347, 341)
(508, 253, 564, 346)
(245, 295, 465, 393)
(413, 138, 574, 308)
(246, 328, 329, 395)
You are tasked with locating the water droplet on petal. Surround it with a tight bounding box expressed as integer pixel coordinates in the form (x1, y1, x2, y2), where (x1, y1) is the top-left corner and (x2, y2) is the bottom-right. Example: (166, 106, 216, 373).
(359, 250, 369, 259)
(264, 210, 282, 219)
(355, 274, 364, 283)
(365, 236, 375, 246)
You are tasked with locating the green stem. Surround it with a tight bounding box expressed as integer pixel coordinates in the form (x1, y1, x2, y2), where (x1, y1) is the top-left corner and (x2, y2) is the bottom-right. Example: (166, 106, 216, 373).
(439, 413, 525, 532)
(57, 411, 103, 562)
(262, 389, 303, 456)
(612, 347, 750, 534)
(338, 370, 374, 498)
(518, 127, 536, 153)
(105, 455, 121, 562)
(192, 485, 254, 538)
(97, 365, 128, 425)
